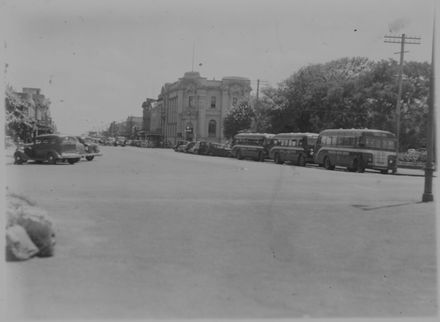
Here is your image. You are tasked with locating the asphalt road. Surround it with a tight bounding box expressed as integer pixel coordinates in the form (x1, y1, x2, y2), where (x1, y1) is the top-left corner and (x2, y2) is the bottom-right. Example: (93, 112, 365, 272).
(4, 146, 438, 319)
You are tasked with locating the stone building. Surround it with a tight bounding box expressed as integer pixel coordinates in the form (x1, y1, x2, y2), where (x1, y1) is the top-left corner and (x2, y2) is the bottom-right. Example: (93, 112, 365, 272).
(151, 71, 251, 145)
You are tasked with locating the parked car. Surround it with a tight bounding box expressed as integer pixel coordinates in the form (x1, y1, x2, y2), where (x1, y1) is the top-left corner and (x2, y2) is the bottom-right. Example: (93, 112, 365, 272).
(184, 141, 196, 153)
(174, 142, 190, 152)
(115, 136, 126, 146)
(174, 140, 189, 151)
(76, 136, 103, 161)
(191, 141, 209, 155)
(14, 134, 83, 165)
(207, 142, 232, 157)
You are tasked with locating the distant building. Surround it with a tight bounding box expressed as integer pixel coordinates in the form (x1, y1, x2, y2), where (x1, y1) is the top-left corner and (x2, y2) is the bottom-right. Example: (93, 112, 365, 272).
(125, 116, 143, 138)
(153, 71, 251, 145)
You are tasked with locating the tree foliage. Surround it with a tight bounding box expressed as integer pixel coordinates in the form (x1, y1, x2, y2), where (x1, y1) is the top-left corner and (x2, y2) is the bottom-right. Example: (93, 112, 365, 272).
(223, 101, 255, 139)
(263, 57, 430, 150)
(5, 85, 34, 141)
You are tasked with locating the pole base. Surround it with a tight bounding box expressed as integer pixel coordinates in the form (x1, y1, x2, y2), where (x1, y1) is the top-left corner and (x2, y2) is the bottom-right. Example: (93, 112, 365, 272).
(422, 193, 434, 202)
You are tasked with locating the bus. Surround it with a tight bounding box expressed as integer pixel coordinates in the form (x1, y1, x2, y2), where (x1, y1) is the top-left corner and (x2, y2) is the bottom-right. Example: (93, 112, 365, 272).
(269, 132, 318, 166)
(314, 129, 397, 174)
(231, 132, 275, 161)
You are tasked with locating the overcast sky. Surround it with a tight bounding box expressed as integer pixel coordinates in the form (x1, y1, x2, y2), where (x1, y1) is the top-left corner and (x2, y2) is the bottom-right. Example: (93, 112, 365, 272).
(1, 0, 435, 134)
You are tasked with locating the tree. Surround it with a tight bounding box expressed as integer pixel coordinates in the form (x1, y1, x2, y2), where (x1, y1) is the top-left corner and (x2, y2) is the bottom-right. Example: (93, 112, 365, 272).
(5, 85, 34, 142)
(262, 57, 430, 150)
(223, 101, 255, 139)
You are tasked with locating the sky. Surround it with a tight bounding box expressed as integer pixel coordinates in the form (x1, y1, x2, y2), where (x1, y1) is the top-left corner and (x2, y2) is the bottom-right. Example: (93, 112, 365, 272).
(1, 0, 436, 134)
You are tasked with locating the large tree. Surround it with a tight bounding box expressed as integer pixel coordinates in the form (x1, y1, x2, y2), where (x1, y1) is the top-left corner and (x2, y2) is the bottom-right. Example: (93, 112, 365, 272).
(262, 57, 430, 150)
(5, 85, 34, 141)
(223, 101, 255, 139)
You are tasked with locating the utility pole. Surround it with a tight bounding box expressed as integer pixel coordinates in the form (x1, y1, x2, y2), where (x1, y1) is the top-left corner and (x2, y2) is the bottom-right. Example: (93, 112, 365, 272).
(422, 13, 436, 202)
(384, 34, 421, 173)
(256, 79, 260, 105)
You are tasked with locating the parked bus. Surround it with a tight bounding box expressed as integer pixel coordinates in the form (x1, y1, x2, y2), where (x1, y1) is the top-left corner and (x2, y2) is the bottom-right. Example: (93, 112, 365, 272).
(231, 132, 275, 161)
(269, 132, 318, 166)
(314, 129, 397, 174)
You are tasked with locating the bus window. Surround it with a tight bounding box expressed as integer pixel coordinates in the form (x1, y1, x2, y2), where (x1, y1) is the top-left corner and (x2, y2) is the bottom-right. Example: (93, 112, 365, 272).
(382, 139, 396, 150)
(366, 137, 381, 149)
(291, 140, 297, 147)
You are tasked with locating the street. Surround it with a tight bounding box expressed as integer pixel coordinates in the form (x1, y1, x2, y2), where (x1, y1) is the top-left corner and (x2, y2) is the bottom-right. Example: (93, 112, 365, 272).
(4, 146, 437, 319)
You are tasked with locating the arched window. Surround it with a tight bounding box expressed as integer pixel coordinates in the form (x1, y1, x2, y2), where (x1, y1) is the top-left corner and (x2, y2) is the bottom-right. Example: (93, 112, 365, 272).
(208, 120, 216, 137)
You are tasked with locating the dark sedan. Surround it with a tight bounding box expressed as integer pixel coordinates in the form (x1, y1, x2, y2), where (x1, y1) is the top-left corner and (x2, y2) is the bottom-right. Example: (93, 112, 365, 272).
(14, 134, 83, 165)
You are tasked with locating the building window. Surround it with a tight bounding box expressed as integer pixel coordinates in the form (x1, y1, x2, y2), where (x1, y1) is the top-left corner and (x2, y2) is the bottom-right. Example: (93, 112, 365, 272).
(189, 96, 194, 107)
(211, 96, 216, 108)
(232, 97, 238, 107)
(208, 120, 216, 137)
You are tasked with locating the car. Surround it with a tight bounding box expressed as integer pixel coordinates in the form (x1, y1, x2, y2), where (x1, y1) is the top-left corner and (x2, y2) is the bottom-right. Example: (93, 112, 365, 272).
(183, 141, 196, 153)
(173, 140, 189, 151)
(191, 141, 209, 155)
(207, 142, 232, 157)
(13, 134, 83, 165)
(76, 136, 103, 161)
(115, 136, 126, 146)
(176, 141, 190, 152)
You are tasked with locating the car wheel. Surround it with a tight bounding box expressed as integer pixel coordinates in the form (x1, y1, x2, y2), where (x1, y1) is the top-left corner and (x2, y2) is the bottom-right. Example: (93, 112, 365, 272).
(86, 156, 94, 161)
(297, 154, 306, 166)
(47, 153, 57, 165)
(14, 153, 24, 165)
(324, 156, 334, 170)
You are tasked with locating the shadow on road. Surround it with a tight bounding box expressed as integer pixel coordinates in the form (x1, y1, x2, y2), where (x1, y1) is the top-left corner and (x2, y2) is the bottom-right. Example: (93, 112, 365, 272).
(352, 201, 424, 211)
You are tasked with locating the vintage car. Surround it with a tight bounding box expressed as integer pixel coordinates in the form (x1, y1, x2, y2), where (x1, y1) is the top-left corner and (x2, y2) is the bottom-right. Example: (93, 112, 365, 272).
(14, 134, 84, 165)
(190, 141, 209, 155)
(173, 140, 189, 151)
(207, 142, 232, 157)
(184, 141, 196, 153)
(76, 136, 103, 161)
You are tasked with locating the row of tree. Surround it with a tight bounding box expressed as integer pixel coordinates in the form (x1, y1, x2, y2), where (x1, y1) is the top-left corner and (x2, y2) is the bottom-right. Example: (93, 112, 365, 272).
(223, 57, 430, 151)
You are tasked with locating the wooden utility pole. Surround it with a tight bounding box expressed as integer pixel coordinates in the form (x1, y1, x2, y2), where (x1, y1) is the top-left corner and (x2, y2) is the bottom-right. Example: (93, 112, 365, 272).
(422, 13, 436, 202)
(384, 34, 421, 173)
(256, 79, 260, 105)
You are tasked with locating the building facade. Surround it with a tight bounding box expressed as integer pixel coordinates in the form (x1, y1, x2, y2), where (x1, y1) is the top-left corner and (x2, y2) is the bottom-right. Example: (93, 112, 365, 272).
(13, 87, 56, 140)
(154, 71, 251, 145)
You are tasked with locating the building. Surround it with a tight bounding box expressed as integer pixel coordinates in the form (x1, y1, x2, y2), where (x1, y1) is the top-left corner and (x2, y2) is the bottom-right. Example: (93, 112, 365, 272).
(142, 98, 163, 147)
(125, 116, 143, 138)
(14, 87, 56, 139)
(153, 71, 251, 145)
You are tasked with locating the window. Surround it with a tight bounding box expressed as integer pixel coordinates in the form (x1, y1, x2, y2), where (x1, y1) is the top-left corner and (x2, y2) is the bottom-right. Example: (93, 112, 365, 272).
(208, 120, 216, 137)
(189, 96, 194, 107)
(382, 139, 396, 150)
(232, 97, 238, 107)
(211, 96, 216, 108)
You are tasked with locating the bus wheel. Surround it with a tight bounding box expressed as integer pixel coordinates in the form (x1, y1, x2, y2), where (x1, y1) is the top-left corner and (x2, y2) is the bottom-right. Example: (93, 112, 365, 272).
(380, 169, 388, 174)
(297, 154, 306, 166)
(323, 156, 334, 170)
(236, 150, 243, 160)
(352, 159, 365, 173)
(274, 153, 283, 164)
(257, 152, 264, 162)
